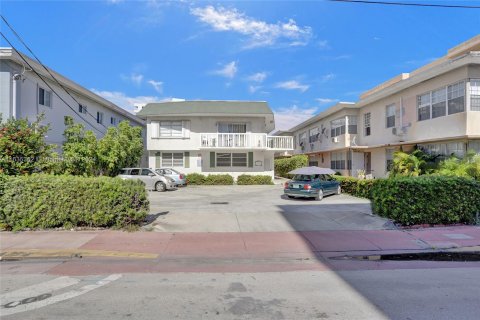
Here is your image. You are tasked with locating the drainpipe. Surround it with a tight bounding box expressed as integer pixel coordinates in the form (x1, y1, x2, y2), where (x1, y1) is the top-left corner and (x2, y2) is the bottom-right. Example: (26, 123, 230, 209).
(12, 75, 18, 119)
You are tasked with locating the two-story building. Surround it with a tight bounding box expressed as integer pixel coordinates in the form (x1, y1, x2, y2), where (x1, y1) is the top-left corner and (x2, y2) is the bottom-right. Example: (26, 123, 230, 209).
(283, 35, 480, 178)
(136, 100, 294, 179)
(0, 48, 145, 147)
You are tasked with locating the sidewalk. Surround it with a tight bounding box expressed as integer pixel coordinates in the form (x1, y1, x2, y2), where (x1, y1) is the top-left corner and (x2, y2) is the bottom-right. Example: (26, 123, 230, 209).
(1, 226, 479, 275)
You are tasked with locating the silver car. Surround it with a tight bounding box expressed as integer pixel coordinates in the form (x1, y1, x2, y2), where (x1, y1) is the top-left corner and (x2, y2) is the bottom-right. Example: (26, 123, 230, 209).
(118, 168, 175, 192)
(155, 168, 187, 187)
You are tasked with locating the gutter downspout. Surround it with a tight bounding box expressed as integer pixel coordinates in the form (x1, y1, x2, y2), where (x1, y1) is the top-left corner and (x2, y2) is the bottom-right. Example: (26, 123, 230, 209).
(12, 75, 18, 119)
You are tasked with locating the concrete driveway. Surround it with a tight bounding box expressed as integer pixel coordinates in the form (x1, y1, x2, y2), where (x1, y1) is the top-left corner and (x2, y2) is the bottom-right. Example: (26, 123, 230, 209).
(147, 185, 394, 232)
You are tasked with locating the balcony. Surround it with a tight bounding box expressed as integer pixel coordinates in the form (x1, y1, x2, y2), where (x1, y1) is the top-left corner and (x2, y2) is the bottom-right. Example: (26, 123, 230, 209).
(200, 133, 293, 150)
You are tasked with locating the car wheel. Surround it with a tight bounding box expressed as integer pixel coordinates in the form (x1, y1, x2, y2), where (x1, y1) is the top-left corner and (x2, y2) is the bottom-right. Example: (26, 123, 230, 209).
(315, 189, 324, 201)
(336, 185, 341, 195)
(155, 181, 166, 192)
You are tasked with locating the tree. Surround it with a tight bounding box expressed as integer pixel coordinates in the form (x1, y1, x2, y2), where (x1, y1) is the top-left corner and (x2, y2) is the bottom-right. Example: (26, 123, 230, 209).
(437, 151, 480, 180)
(0, 114, 55, 175)
(62, 117, 144, 176)
(389, 149, 429, 177)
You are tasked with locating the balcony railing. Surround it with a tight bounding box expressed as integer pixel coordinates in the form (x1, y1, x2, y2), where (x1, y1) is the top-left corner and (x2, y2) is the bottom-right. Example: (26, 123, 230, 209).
(200, 133, 293, 150)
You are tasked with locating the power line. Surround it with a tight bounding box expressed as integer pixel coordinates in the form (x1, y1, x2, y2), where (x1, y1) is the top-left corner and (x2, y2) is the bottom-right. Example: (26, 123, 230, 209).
(328, 0, 480, 9)
(1, 14, 109, 131)
(0, 31, 106, 134)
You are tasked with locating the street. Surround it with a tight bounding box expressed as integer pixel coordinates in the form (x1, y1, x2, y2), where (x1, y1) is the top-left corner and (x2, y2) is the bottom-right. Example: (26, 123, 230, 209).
(1, 185, 480, 319)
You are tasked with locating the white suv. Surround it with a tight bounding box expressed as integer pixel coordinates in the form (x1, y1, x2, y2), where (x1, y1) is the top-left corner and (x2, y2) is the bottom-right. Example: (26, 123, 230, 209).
(118, 168, 175, 192)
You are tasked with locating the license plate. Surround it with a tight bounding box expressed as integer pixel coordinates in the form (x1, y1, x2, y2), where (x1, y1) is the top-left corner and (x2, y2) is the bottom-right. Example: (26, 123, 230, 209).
(293, 184, 301, 188)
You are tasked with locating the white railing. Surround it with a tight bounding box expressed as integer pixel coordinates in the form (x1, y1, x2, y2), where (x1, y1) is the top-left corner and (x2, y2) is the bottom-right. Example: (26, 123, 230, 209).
(267, 136, 294, 150)
(200, 133, 293, 150)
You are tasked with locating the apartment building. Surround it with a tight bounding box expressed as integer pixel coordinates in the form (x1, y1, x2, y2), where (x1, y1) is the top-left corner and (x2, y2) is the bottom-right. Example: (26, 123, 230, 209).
(284, 35, 480, 178)
(136, 100, 293, 179)
(0, 48, 145, 147)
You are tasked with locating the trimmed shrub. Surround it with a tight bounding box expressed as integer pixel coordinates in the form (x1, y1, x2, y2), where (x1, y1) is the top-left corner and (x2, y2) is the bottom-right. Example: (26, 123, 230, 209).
(204, 174, 234, 185)
(237, 175, 273, 185)
(371, 176, 480, 226)
(333, 176, 379, 199)
(0, 174, 149, 231)
(274, 155, 308, 178)
(186, 173, 207, 185)
(0, 173, 8, 197)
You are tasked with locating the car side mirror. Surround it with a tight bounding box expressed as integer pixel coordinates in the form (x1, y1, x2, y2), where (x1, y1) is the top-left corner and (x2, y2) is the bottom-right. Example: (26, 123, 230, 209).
(148, 173, 155, 177)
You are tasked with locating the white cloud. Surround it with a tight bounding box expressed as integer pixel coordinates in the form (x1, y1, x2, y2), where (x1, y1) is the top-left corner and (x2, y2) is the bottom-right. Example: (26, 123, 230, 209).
(274, 80, 309, 93)
(274, 105, 318, 131)
(191, 6, 313, 48)
(248, 85, 262, 93)
(316, 98, 339, 105)
(321, 73, 336, 83)
(147, 80, 163, 93)
(91, 89, 160, 113)
(247, 72, 267, 83)
(212, 61, 238, 79)
(121, 73, 144, 86)
(317, 40, 330, 50)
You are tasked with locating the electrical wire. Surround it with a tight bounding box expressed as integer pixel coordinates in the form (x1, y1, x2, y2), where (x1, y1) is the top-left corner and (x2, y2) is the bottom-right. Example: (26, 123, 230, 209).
(0, 31, 106, 134)
(1, 14, 109, 131)
(328, 0, 480, 9)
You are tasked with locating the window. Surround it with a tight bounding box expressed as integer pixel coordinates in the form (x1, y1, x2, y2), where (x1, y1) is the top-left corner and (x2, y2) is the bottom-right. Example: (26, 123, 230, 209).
(364, 113, 371, 136)
(447, 142, 465, 157)
(417, 93, 431, 121)
(421, 143, 447, 156)
(130, 169, 140, 176)
(216, 153, 232, 167)
(309, 161, 319, 167)
(309, 127, 319, 143)
(141, 169, 154, 176)
(431, 88, 446, 118)
(78, 104, 87, 114)
(330, 118, 346, 137)
(471, 79, 480, 111)
(447, 81, 465, 115)
(160, 121, 182, 137)
(386, 104, 395, 128)
(218, 123, 247, 133)
(330, 151, 346, 170)
(38, 87, 51, 107)
(215, 153, 247, 167)
(299, 132, 307, 148)
(162, 152, 184, 167)
(111, 117, 117, 125)
(347, 116, 357, 134)
(386, 149, 394, 172)
(97, 112, 103, 124)
(468, 140, 480, 153)
(232, 153, 247, 167)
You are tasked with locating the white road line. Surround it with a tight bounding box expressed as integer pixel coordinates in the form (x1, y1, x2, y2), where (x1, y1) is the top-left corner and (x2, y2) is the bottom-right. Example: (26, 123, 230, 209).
(0, 276, 80, 303)
(0, 274, 122, 316)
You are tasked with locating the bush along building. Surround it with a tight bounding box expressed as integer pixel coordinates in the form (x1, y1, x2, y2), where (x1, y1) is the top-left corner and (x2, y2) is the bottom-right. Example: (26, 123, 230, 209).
(280, 35, 480, 178)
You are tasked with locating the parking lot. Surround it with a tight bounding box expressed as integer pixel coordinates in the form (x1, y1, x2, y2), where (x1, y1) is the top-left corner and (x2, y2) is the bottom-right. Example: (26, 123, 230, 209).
(146, 184, 395, 233)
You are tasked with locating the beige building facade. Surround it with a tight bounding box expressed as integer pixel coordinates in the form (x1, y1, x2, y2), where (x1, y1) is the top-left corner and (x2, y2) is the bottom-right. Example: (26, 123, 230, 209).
(284, 35, 480, 178)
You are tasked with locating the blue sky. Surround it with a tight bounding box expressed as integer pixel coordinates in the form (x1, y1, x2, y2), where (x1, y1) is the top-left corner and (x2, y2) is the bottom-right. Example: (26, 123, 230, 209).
(1, 0, 479, 130)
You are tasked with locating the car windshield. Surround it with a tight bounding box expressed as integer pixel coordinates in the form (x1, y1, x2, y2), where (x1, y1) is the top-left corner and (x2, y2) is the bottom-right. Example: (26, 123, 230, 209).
(292, 174, 314, 182)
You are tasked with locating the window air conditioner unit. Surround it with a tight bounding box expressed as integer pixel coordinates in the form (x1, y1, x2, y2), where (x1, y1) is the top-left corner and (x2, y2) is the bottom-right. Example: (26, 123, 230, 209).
(392, 127, 397, 135)
(332, 137, 339, 143)
(392, 127, 405, 136)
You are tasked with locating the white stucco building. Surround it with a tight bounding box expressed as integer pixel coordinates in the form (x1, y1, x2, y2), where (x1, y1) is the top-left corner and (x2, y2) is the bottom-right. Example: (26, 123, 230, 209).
(137, 100, 294, 179)
(282, 35, 480, 178)
(0, 48, 145, 147)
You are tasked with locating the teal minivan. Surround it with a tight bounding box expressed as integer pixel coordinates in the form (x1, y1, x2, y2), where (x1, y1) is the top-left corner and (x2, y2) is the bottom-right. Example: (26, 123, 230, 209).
(284, 174, 341, 200)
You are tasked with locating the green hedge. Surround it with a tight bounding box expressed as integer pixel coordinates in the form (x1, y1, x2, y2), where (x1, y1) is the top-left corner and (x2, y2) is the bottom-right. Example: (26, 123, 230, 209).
(274, 155, 308, 178)
(371, 176, 480, 226)
(237, 175, 273, 185)
(204, 174, 234, 185)
(335, 175, 480, 226)
(0, 174, 149, 231)
(185, 173, 207, 185)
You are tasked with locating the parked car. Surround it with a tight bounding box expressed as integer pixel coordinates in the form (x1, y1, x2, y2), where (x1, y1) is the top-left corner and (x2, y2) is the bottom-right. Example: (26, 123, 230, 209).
(284, 174, 341, 200)
(118, 168, 175, 192)
(155, 168, 187, 187)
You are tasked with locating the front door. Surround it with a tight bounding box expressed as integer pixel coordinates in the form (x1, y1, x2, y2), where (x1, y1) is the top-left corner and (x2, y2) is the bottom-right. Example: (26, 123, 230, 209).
(364, 152, 371, 173)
